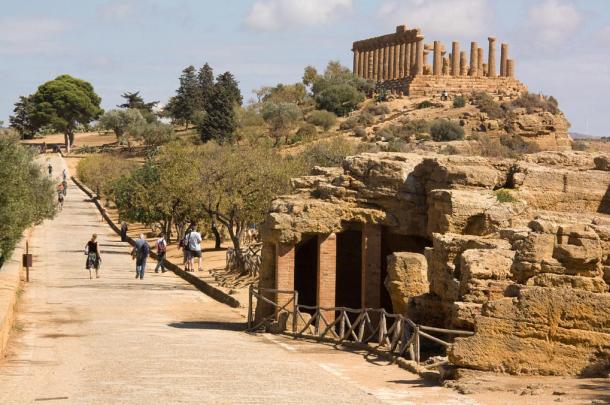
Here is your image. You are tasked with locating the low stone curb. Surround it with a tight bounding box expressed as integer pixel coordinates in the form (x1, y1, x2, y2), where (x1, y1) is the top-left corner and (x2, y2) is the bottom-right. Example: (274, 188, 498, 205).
(71, 176, 241, 308)
(0, 232, 28, 358)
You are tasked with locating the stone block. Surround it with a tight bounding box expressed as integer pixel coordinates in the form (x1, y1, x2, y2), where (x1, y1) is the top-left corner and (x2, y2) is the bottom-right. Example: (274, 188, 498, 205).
(384, 252, 428, 315)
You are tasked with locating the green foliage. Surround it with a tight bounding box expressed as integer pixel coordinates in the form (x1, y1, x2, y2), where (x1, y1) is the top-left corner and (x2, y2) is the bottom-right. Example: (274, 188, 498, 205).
(315, 84, 364, 117)
(166, 66, 199, 127)
(494, 189, 518, 203)
(129, 121, 175, 147)
(430, 119, 465, 142)
(76, 154, 137, 199)
(353, 127, 367, 137)
(306, 110, 337, 131)
(98, 109, 146, 141)
(261, 102, 302, 145)
(198, 82, 238, 144)
(118, 91, 159, 114)
(302, 65, 318, 87)
(453, 95, 466, 108)
(469, 133, 541, 158)
(216, 72, 243, 106)
(509, 92, 559, 114)
(256, 83, 308, 106)
(294, 123, 318, 142)
(197, 63, 215, 110)
(339, 112, 375, 130)
(402, 119, 431, 139)
(0, 136, 55, 262)
(473, 92, 504, 119)
(235, 105, 266, 145)
(299, 137, 372, 168)
(417, 100, 435, 109)
(29, 75, 103, 149)
(9, 95, 38, 139)
(572, 140, 588, 151)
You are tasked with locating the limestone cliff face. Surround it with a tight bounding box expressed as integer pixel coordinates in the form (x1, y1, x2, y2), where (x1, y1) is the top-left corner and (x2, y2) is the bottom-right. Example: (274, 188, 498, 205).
(260, 150, 610, 375)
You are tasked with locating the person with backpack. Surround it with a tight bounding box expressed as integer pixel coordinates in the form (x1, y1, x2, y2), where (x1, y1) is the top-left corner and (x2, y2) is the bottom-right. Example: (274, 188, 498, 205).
(85, 234, 101, 279)
(131, 234, 150, 280)
(154, 233, 167, 273)
(120, 221, 128, 242)
(61, 179, 68, 196)
(187, 225, 203, 272)
(180, 227, 192, 272)
(57, 190, 65, 211)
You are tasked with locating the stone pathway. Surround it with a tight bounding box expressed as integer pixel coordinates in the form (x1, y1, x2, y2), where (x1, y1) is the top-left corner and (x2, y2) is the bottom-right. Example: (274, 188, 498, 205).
(0, 154, 472, 404)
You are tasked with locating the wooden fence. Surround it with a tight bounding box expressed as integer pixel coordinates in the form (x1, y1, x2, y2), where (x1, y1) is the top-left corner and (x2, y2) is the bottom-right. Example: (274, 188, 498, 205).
(247, 286, 474, 363)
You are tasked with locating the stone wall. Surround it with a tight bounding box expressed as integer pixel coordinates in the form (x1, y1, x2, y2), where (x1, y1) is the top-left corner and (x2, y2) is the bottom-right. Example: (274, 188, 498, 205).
(259, 150, 610, 375)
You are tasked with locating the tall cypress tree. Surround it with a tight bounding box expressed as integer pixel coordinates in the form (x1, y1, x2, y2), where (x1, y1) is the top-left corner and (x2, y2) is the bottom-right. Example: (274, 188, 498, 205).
(216, 72, 243, 106)
(198, 83, 236, 144)
(168, 66, 199, 128)
(197, 63, 215, 112)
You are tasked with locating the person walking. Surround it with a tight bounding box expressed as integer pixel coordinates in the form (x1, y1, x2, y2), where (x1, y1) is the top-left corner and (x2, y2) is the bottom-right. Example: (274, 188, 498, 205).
(131, 234, 150, 280)
(61, 179, 68, 196)
(181, 227, 192, 272)
(47, 163, 53, 177)
(120, 221, 128, 242)
(62, 168, 67, 182)
(154, 233, 167, 273)
(57, 190, 65, 211)
(85, 234, 102, 279)
(187, 225, 203, 272)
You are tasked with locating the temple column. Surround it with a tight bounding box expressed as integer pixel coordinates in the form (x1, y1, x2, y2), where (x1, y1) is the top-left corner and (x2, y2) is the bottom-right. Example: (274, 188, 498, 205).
(374, 48, 380, 81)
(469, 42, 478, 76)
(451, 41, 459, 76)
(368, 50, 374, 79)
(487, 37, 496, 77)
(361, 50, 368, 79)
(500, 43, 508, 77)
(353, 49, 360, 76)
(433, 40, 442, 76)
(405, 42, 412, 75)
(415, 36, 424, 75)
(410, 42, 417, 74)
(477, 47, 484, 77)
(382, 44, 389, 80)
(394, 43, 400, 79)
(317, 234, 336, 323)
(398, 43, 405, 78)
(388, 44, 395, 80)
(507, 59, 515, 77)
(442, 56, 450, 75)
(460, 51, 468, 76)
(275, 243, 295, 316)
(360, 49, 366, 78)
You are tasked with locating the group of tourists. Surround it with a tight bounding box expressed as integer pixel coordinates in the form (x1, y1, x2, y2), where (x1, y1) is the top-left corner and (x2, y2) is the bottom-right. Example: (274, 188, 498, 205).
(180, 225, 203, 272)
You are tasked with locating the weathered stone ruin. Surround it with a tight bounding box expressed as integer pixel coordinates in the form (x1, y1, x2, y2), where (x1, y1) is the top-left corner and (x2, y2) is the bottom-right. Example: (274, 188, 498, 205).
(257, 151, 610, 376)
(352, 25, 527, 97)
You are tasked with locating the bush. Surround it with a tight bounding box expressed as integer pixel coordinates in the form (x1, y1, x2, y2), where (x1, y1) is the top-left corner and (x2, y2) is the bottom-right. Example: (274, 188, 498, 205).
(315, 84, 365, 116)
(295, 123, 317, 142)
(98, 109, 146, 141)
(307, 110, 337, 131)
(339, 112, 375, 130)
(495, 189, 518, 203)
(385, 139, 413, 152)
(417, 100, 435, 109)
(430, 119, 465, 142)
(473, 92, 504, 119)
(401, 119, 430, 139)
(353, 127, 367, 137)
(573, 140, 588, 151)
(364, 103, 391, 116)
(509, 92, 559, 114)
(129, 122, 175, 147)
(453, 95, 466, 108)
(499, 134, 541, 154)
(76, 155, 137, 199)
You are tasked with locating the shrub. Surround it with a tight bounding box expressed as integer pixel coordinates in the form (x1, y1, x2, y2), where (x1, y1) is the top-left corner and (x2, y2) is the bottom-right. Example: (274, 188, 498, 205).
(430, 119, 465, 142)
(385, 139, 413, 152)
(300, 137, 357, 168)
(98, 109, 146, 142)
(76, 155, 137, 199)
(509, 92, 559, 114)
(376, 127, 395, 141)
(473, 92, 504, 119)
(417, 100, 434, 109)
(499, 134, 541, 154)
(353, 127, 367, 137)
(495, 189, 518, 203)
(295, 123, 317, 142)
(339, 112, 375, 130)
(453, 95, 466, 108)
(401, 119, 430, 139)
(129, 121, 175, 147)
(307, 110, 337, 131)
(364, 103, 391, 116)
(314, 84, 365, 116)
(572, 140, 588, 151)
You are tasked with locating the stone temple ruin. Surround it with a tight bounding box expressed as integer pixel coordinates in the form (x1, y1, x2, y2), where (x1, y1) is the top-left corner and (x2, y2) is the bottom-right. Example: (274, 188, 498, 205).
(352, 25, 527, 97)
(257, 151, 610, 376)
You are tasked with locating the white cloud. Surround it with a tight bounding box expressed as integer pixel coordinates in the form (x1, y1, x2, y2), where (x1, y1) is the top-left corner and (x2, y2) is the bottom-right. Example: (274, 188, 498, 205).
(0, 17, 68, 55)
(525, 0, 584, 46)
(377, 0, 492, 38)
(243, 0, 352, 32)
(97, 0, 142, 21)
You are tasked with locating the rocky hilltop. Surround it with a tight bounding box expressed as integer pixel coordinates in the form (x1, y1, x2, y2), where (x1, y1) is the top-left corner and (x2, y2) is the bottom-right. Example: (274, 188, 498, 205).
(261, 150, 610, 376)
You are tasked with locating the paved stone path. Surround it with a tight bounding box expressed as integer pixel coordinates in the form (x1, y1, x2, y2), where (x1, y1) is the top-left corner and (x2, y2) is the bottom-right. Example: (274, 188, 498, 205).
(0, 155, 473, 404)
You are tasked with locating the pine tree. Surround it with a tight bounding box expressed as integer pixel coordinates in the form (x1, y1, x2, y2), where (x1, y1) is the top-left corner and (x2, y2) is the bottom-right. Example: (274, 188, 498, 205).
(168, 66, 199, 129)
(197, 63, 215, 111)
(198, 83, 237, 144)
(216, 72, 243, 106)
(117, 91, 159, 112)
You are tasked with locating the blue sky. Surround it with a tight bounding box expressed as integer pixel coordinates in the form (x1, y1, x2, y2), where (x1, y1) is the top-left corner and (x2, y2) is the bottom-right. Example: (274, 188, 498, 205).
(2, 0, 610, 136)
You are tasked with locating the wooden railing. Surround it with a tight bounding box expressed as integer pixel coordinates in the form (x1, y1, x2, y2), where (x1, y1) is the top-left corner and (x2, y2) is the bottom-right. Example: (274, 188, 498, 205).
(247, 286, 474, 364)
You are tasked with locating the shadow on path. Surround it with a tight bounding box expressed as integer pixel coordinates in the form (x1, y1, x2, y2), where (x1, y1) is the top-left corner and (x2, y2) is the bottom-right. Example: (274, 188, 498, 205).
(167, 321, 246, 331)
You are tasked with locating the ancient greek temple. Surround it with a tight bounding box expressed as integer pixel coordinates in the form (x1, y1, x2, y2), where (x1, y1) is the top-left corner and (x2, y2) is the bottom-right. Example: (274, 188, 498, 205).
(352, 25, 525, 96)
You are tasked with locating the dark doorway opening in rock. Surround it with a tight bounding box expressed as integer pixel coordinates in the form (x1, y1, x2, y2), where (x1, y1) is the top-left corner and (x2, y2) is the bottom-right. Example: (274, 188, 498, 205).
(294, 234, 318, 314)
(380, 227, 431, 313)
(336, 228, 363, 311)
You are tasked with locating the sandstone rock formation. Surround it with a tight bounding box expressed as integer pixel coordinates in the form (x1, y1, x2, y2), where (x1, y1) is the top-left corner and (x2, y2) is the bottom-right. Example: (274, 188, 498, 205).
(260, 150, 610, 375)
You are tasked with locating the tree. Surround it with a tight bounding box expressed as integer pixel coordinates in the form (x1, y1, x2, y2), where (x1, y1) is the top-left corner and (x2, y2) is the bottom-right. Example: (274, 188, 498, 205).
(9, 95, 38, 139)
(430, 119, 465, 141)
(29, 75, 103, 152)
(197, 63, 215, 111)
(314, 84, 364, 116)
(306, 110, 337, 131)
(118, 91, 159, 113)
(0, 135, 55, 263)
(216, 72, 243, 106)
(166, 66, 200, 129)
(98, 109, 146, 143)
(261, 102, 302, 145)
(129, 121, 175, 147)
(76, 154, 137, 203)
(302, 65, 318, 88)
(198, 83, 238, 143)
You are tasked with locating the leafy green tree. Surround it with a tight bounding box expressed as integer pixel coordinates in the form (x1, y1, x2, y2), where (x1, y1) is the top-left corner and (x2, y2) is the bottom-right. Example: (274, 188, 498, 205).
(0, 136, 55, 263)
(9, 95, 38, 139)
(129, 121, 175, 147)
(197, 63, 215, 111)
(314, 84, 364, 116)
(216, 72, 243, 106)
(29, 75, 103, 152)
(98, 109, 146, 143)
(198, 82, 238, 143)
(261, 102, 302, 145)
(306, 110, 337, 131)
(118, 91, 159, 112)
(257, 83, 308, 105)
(76, 154, 137, 204)
(302, 65, 318, 88)
(166, 66, 200, 129)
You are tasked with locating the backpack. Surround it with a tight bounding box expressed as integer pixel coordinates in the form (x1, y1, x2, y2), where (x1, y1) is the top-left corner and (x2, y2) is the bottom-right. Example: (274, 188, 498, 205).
(139, 242, 150, 259)
(157, 239, 166, 253)
(182, 232, 191, 251)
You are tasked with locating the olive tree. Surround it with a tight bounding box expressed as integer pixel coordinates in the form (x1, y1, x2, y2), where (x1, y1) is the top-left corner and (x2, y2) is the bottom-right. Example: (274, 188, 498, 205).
(261, 102, 302, 145)
(98, 108, 145, 143)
